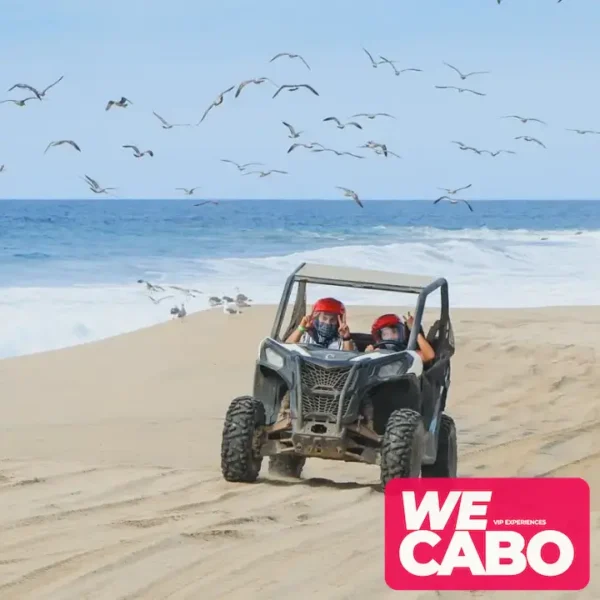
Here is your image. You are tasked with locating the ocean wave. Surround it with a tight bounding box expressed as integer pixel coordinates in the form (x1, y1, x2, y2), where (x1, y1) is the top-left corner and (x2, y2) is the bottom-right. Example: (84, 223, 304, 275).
(1, 230, 598, 359)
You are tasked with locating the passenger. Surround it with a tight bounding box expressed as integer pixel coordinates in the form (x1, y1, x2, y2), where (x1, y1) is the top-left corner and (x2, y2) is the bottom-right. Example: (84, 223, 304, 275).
(285, 297, 356, 351)
(365, 312, 435, 363)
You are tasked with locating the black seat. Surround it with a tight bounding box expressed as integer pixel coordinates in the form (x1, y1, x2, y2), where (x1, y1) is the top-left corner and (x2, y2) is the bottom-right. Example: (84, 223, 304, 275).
(350, 332, 374, 352)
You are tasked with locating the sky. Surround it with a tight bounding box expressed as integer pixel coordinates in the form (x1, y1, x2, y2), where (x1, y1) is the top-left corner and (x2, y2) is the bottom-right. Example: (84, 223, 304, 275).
(1, 0, 599, 201)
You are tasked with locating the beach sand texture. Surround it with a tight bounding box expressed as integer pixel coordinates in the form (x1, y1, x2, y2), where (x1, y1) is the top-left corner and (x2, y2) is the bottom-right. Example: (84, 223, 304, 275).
(0, 304, 598, 599)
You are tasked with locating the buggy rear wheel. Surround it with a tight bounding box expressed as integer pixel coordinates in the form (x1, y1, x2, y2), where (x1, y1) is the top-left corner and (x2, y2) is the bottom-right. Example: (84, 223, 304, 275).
(380, 408, 425, 487)
(221, 395, 265, 483)
(421, 413, 457, 478)
(268, 454, 306, 478)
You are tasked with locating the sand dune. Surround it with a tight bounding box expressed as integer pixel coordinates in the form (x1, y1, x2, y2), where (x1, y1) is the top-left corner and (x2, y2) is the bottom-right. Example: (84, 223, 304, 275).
(0, 305, 598, 599)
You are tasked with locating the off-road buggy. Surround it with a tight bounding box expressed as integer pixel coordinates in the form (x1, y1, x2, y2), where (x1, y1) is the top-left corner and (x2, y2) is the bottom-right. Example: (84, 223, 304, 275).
(220, 262, 457, 487)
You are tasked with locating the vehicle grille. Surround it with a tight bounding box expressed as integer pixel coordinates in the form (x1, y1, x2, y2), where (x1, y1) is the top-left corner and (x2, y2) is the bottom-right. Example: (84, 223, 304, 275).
(299, 362, 352, 417)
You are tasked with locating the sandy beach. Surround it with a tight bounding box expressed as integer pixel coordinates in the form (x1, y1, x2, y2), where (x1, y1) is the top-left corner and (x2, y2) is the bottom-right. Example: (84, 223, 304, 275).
(0, 304, 598, 599)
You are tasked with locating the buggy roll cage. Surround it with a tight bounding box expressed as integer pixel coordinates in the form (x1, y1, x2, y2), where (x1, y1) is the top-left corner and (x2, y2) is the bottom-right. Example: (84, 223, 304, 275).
(270, 262, 450, 352)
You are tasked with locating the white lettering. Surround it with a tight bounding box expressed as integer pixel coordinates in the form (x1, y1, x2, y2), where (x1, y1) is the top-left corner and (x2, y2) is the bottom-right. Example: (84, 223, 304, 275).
(455, 491, 491, 530)
(527, 530, 574, 577)
(437, 531, 486, 575)
(485, 531, 527, 575)
(402, 490, 462, 531)
(398, 530, 441, 576)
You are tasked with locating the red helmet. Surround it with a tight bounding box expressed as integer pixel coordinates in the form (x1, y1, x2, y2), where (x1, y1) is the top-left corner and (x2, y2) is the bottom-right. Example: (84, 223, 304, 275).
(312, 297, 345, 316)
(371, 313, 402, 342)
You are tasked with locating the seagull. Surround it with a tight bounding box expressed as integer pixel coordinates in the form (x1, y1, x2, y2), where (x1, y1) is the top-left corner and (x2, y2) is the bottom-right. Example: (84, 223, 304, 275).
(443, 62, 490, 80)
(0, 165, 5, 173)
(566, 128, 600, 135)
(222, 295, 235, 303)
(209, 296, 223, 307)
(176, 187, 201, 195)
(515, 136, 546, 148)
(437, 184, 472, 195)
(223, 301, 242, 314)
(169, 285, 202, 298)
(44, 140, 81, 154)
(323, 116, 362, 129)
(171, 303, 187, 319)
(451, 141, 485, 154)
(81, 174, 117, 195)
(483, 149, 516, 157)
(374, 147, 401, 158)
(197, 86, 235, 124)
(235, 77, 277, 97)
(378, 57, 422, 76)
(359, 141, 389, 156)
(235, 290, 252, 303)
(435, 85, 485, 96)
(282, 121, 303, 138)
(287, 142, 324, 153)
(351, 112, 395, 120)
(148, 294, 175, 304)
(138, 279, 165, 292)
(269, 52, 310, 70)
(336, 186, 364, 208)
(8, 75, 64, 100)
(312, 147, 364, 159)
(194, 200, 219, 207)
(152, 111, 192, 128)
(106, 97, 133, 111)
(220, 159, 264, 171)
(272, 84, 319, 99)
(362, 47, 383, 68)
(243, 170, 288, 177)
(434, 196, 474, 212)
(501, 115, 546, 125)
(0, 97, 38, 106)
(122, 145, 154, 158)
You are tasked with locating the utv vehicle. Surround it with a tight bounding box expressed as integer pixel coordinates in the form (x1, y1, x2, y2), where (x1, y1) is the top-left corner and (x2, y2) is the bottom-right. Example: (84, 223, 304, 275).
(220, 262, 457, 487)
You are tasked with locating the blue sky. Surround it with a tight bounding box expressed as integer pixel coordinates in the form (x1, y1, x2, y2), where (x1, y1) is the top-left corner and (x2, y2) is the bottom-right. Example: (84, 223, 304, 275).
(1, 0, 599, 200)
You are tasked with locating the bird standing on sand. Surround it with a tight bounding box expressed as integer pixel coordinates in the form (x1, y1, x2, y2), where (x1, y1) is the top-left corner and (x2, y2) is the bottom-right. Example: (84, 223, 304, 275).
(323, 116, 362, 130)
(197, 86, 235, 124)
(501, 115, 546, 125)
(272, 84, 319, 99)
(435, 85, 485, 96)
(434, 196, 474, 212)
(44, 140, 81, 154)
(0, 97, 38, 106)
(437, 184, 472, 195)
(515, 136, 546, 148)
(176, 187, 200, 195)
(269, 52, 311, 70)
(8, 75, 64, 99)
(122, 145, 154, 158)
(106, 97, 133, 111)
(243, 170, 288, 178)
(235, 77, 277, 98)
(336, 186, 364, 208)
(443, 62, 490, 80)
(153, 112, 191, 128)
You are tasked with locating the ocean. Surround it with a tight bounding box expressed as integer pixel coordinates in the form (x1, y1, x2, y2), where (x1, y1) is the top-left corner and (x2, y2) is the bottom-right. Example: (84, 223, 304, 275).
(1, 199, 598, 360)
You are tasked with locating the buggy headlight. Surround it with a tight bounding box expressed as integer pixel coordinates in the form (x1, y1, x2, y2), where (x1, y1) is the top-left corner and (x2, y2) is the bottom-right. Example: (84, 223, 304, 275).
(264, 347, 285, 369)
(377, 355, 413, 379)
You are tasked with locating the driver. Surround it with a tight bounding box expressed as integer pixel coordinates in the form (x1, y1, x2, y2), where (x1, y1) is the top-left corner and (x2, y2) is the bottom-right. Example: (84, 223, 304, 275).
(284, 297, 356, 351)
(365, 312, 435, 363)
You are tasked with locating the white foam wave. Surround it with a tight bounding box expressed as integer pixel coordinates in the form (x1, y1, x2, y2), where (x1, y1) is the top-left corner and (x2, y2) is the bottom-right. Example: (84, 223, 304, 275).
(1, 230, 599, 359)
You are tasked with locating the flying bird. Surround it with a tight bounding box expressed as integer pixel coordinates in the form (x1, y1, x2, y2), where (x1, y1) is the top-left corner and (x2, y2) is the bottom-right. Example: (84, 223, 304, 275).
(44, 140, 81, 154)
(434, 196, 474, 212)
(435, 85, 485, 96)
(379, 57, 422, 76)
(566, 128, 600, 135)
(451, 141, 486, 155)
(269, 52, 311, 70)
(176, 187, 201, 195)
(137, 279, 165, 292)
(443, 62, 490, 80)
(374, 148, 401, 158)
(235, 77, 277, 97)
(194, 200, 219, 207)
(122, 145, 154, 158)
(336, 186, 364, 208)
(323, 116, 363, 130)
(484, 149, 516, 157)
(359, 141, 389, 156)
(243, 170, 288, 177)
(197, 86, 235, 124)
(149, 294, 175, 304)
(152, 111, 192, 128)
(287, 142, 324, 153)
(515, 136, 546, 148)
(501, 115, 546, 125)
(351, 112, 395, 120)
(81, 174, 116, 195)
(220, 159, 264, 171)
(0, 97, 38, 106)
(437, 184, 472, 195)
(106, 97, 133, 111)
(8, 75, 64, 99)
(169, 285, 203, 298)
(0, 165, 5, 173)
(282, 121, 303, 138)
(312, 147, 364, 159)
(362, 47, 383, 68)
(272, 84, 319, 99)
